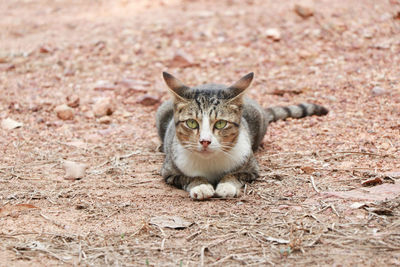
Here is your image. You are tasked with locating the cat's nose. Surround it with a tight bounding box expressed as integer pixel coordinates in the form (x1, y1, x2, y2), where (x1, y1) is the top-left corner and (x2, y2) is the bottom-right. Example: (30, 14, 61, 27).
(199, 139, 211, 148)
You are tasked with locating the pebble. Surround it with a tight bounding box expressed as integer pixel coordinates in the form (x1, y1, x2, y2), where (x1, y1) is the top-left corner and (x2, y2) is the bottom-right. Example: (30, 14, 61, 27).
(55, 104, 74, 120)
(265, 28, 281, 41)
(2, 118, 23, 130)
(294, 4, 314, 18)
(66, 94, 80, 108)
(93, 97, 115, 117)
(98, 116, 111, 124)
(63, 160, 87, 180)
(371, 86, 386, 96)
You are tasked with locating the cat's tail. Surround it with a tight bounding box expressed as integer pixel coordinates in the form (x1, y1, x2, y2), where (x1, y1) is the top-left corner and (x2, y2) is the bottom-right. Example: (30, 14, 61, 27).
(265, 103, 328, 123)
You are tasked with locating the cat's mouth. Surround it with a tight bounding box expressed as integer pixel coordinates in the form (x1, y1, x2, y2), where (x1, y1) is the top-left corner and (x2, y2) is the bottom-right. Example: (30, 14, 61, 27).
(195, 148, 214, 157)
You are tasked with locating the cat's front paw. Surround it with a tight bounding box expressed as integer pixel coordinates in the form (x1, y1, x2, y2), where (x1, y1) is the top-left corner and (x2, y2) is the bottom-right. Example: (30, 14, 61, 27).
(189, 184, 215, 200)
(215, 182, 240, 198)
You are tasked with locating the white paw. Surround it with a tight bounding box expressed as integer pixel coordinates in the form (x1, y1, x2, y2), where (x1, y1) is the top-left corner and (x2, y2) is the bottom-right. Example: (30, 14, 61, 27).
(215, 182, 239, 198)
(189, 184, 215, 200)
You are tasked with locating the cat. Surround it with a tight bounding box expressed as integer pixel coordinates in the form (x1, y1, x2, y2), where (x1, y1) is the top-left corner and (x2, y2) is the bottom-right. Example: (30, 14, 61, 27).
(156, 72, 328, 200)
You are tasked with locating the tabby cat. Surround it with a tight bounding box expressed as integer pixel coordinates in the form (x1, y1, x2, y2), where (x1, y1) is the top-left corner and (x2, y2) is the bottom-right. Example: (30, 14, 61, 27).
(156, 72, 328, 200)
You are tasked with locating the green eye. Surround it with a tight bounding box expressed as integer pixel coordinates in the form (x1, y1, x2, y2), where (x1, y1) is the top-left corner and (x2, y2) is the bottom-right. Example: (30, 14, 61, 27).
(186, 119, 199, 129)
(214, 120, 227, 129)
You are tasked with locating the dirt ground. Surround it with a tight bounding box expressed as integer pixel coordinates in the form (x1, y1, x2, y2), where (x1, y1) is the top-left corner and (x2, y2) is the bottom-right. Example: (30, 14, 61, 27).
(1, 0, 400, 266)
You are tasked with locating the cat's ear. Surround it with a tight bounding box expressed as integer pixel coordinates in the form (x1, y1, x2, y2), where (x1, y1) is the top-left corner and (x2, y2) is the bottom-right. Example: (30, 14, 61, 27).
(227, 72, 254, 99)
(163, 72, 190, 101)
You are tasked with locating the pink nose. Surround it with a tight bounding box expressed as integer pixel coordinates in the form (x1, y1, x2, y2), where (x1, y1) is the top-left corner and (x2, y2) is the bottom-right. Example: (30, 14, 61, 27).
(200, 140, 211, 148)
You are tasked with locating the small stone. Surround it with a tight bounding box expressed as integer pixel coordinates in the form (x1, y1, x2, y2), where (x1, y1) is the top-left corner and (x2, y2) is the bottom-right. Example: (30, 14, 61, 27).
(29, 103, 41, 112)
(63, 160, 87, 180)
(136, 94, 160, 106)
(371, 86, 386, 96)
(98, 116, 111, 124)
(169, 50, 198, 68)
(66, 94, 80, 108)
(294, 4, 314, 18)
(55, 104, 74, 120)
(93, 97, 115, 117)
(2, 118, 23, 130)
(265, 28, 281, 41)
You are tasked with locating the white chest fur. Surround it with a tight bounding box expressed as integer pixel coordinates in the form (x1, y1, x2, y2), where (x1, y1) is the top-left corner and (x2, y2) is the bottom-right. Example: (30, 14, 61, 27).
(173, 130, 252, 183)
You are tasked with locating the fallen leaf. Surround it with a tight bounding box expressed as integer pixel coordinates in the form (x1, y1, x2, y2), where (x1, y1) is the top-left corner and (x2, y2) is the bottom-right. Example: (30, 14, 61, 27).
(169, 50, 199, 68)
(0, 63, 15, 71)
(64, 140, 87, 149)
(366, 207, 393, 216)
(384, 171, 400, 179)
(116, 79, 149, 96)
(63, 160, 88, 180)
(94, 80, 116, 91)
(350, 202, 370, 209)
(264, 236, 290, 244)
(322, 182, 400, 201)
(117, 78, 150, 88)
(150, 216, 193, 229)
(0, 203, 39, 217)
(361, 177, 383, 187)
(39, 45, 52, 53)
(301, 166, 315, 174)
(136, 94, 160, 106)
(268, 88, 303, 96)
(2, 118, 23, 130)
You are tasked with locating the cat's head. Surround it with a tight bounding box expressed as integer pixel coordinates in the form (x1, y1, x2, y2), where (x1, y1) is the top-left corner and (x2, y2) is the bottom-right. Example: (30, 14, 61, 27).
(163, 72, 254, 158)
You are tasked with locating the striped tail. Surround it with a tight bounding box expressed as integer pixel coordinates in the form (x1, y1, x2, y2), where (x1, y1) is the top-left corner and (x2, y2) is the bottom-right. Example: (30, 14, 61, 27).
(265, 103, 328, 122)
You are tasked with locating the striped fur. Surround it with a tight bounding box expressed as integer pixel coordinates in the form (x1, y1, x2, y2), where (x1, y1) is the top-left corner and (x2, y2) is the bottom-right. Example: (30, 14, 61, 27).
(265, 103, 328, 122)
(156, 72, 328, 200)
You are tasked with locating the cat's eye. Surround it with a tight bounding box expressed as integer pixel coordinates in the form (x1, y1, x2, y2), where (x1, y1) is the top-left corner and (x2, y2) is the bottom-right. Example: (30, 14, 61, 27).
(186, 119, 199, 129)
(214, 120, 227, 129)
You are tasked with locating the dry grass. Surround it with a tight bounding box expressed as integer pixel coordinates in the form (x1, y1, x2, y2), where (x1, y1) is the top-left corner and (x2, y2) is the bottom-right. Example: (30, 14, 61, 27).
(1, 0, 400, 266)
